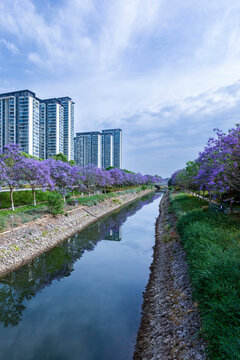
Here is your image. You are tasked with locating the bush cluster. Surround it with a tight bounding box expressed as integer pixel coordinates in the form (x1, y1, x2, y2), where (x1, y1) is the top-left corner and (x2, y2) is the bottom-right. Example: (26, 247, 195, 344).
(173, 193, 240, 359)
(47, 193, 64, 216)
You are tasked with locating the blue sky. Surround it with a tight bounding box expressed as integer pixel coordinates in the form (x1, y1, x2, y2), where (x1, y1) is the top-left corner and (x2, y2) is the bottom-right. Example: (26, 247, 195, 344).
(0, 0, 240, 176)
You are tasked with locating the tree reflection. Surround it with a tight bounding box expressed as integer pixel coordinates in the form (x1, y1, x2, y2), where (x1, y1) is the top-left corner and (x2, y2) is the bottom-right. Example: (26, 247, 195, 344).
(0, 192, 160, 327)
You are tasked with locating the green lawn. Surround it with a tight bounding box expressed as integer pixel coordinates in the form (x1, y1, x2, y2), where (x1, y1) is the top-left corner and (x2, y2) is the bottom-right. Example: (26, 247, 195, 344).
(170, 191, 240, 359)
(0, 185, 149, 210)
(0, 190, 50, 209)
(169, 191, 208, 218)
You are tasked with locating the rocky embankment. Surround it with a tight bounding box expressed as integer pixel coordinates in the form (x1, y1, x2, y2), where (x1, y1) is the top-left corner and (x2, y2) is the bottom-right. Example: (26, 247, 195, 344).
(0, 189, 153, 277)
(134, 192, 207, 360)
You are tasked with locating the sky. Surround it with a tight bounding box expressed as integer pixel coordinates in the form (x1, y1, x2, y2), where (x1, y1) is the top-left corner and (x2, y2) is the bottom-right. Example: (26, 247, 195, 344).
(0, 0, 240, 177)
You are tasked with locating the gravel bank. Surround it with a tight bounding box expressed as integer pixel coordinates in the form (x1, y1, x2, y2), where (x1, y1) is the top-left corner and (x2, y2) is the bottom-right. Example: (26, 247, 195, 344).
(134, 192, 207, 360)
(0, 189, 153, 278)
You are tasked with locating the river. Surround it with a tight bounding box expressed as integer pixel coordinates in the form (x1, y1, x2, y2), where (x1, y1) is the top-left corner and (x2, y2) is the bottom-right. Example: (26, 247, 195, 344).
(0, 192, 162, 360)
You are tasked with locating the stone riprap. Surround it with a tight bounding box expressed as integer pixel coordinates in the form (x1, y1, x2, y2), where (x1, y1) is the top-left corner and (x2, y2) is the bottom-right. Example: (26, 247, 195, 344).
(0, 189, 153, 277)
(134, 192, 207, 360)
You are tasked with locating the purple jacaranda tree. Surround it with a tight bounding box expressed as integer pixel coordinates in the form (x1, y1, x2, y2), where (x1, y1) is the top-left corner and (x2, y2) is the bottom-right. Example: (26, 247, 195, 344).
(68, 165, 83, 198)
(194, 126, 240, 206)
(81, 164, 100, 194)
(45, 159, 74, 201)
(108, 168, 125, 187)
(0, 143, 161, 210)
(75, 168, 87, 194)
(103, 169, 114, 189)
(207, 126, 240, 194)
(94, 167, 112, 190)
(0, 144, 23, 211)
(170, 125, 240, 208)
(17, 158, 53, 206)
(169, 169, 188, 189)
(124, 171, 135, 187)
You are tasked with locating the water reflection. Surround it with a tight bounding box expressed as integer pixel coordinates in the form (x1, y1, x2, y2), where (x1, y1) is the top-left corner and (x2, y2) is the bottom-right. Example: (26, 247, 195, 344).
(104, 228, 122, 241)
(0, 193, 159, 328)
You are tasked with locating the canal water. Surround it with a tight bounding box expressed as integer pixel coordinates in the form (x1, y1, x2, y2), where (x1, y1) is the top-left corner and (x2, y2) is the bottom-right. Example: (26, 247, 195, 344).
(0, 192, 162, 360)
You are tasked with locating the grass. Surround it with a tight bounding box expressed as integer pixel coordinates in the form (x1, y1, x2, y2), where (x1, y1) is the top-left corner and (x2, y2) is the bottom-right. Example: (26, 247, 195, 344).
(0, 203, 46, 217)
(67, 187, 149, 207)
(0, 186, 149, 232)
(170, 191, 240, 359)
(0, 185, 149, 211)
(0, 190, 50, 209)
(0, 204, 48, 232)
(169, 191, 208, 218)
(67, 193, 116, 207)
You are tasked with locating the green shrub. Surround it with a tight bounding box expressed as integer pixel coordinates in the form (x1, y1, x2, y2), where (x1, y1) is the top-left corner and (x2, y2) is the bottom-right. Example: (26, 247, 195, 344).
(175, 205, 240, 359)
(47, 193, 64, 216)
(0, 218, 7, 231)
(112, 198, 122, 204)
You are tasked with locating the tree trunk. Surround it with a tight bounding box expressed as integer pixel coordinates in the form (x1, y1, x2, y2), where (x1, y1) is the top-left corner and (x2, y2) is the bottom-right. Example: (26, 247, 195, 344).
(10, 188, 14, 211)
(209, 191, 212, 204)
(32, 188, 36, 206)
(72, 190, 75, 199)
(230, 199, 234, 213)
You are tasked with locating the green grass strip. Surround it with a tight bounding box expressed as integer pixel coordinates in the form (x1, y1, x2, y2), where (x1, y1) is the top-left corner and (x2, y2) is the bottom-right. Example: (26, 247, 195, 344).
(171, 192, 240, 359)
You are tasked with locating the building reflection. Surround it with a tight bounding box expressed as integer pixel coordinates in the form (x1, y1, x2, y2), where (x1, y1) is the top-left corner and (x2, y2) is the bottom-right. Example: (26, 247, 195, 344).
(104, 227, 122, 241)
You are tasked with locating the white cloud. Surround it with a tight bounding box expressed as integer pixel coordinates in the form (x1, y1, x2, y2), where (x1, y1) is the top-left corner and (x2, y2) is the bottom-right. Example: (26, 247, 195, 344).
(1, 0, 240, 175)
(0, 39, 19, 54)
(110, 82, 240, 176)
(97, 0, 163, 64)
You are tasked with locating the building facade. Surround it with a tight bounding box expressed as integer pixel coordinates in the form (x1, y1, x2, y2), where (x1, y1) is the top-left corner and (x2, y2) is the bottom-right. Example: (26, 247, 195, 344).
(41, 98, 64, 159)
(101, 132, 113, 168)
(74, 131, 102, 167)
(57, 97, 74, 161)
(0, 90, 40, 157)
(0, 89, 74, 160)
(102, 129, 122, 168)
(74, 129, 122, 169)
(39, 102, 46, 159)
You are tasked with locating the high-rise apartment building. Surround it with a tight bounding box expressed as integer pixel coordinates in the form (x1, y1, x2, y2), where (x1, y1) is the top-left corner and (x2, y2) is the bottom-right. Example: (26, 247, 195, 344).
(0, 89, 74, 160)
(102, 129, 122, 168)
(57, 97, 74, 161)
(39, 102, 46, 159)
(0, 90, 40, 157)
(74, 131, 102, 167)
(74, 129, 122, 169)
(101, 132, 113, 168)
(41, 98, 64, 159)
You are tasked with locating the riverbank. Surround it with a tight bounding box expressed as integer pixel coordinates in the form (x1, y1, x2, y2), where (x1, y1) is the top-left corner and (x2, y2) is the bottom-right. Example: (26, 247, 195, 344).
(174, 191, 240, 360)
(0, 188, 154, 278)
(134, 192, 206, 360)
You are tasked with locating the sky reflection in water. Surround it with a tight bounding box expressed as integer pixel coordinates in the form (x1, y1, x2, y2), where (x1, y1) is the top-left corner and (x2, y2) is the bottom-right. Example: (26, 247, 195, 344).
(0, 192, 162, 360)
